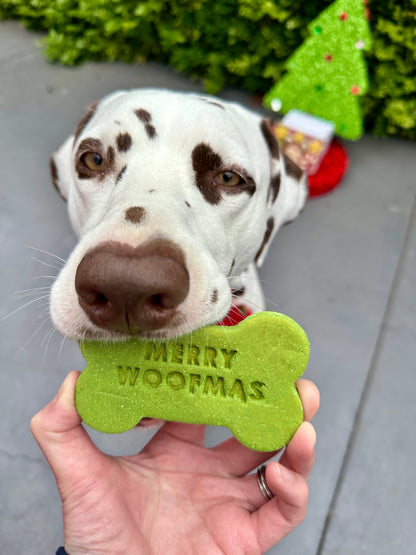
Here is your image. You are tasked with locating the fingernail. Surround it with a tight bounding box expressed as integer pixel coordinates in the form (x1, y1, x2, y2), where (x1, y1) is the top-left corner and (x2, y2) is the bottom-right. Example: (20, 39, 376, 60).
(303, 421, 317, 449)
(271, 461, 282, 480)
(51, 383, 65, 406)
(53, 372, 77, 409)
(274, 461, 292, 483)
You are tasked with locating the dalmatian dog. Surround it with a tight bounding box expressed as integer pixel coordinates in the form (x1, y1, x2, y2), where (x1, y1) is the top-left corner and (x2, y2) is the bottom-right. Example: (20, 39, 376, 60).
(49, 89, 307, 341)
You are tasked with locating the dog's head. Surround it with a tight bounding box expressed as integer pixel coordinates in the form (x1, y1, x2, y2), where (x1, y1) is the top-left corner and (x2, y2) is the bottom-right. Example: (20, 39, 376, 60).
(50, 89, 306, 340)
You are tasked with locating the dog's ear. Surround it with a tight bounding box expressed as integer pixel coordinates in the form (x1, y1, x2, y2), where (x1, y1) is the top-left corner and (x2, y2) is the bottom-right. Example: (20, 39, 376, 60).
(255, 118, 308, 267)
(50, 135, 75, 202)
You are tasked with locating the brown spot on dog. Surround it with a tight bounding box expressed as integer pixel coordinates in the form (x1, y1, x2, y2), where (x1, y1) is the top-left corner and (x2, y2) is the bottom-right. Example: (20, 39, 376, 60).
(116, 165, 127, 184)
(255, 218, 275, 264)
(192, 144, 256, 204)
(77, 137, 104, 153)
(200, 98, 225, 110)
(50, 157, 66, 201)
(229, 259, 236, 276)
(125, 206, 146, 224)
(116, 132, 132, 152)
(211, 289, 219, 303)
(192, 143, 223, 204)
(145, 124, 156, 139)
(74, 102, 99, 143)
(269, 173, 281, 204)
(282, 217, 296, 227)
(135, 109, 157, 140)
(261, 119, 280, 160)
(135, 109, 152, 124)
(284, 154, 304, 181)
(107, 145, 115, 166)
(185, 201, 191, 208)
(50, 157, 58, 186)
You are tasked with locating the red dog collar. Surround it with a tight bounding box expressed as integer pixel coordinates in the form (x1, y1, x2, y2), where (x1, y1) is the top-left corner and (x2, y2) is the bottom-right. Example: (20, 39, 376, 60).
(217, 304, 253, 326)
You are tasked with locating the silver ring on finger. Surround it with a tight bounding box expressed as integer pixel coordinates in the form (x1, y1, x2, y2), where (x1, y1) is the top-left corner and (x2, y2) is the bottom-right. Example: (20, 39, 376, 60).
(257, 464, 274, 501)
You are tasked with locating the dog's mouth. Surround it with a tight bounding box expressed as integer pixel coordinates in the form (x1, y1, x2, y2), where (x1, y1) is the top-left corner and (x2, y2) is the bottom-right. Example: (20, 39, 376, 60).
(75, 313, 191, 341)
(50, 237, 238, 342)
(73, 301, 250, 342)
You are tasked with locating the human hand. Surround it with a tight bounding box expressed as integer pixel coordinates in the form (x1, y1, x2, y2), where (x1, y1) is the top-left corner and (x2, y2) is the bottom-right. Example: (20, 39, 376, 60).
(31, 371, 319, 555)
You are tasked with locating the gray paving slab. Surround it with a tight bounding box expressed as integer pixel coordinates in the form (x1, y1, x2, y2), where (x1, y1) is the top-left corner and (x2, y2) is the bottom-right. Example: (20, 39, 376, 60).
(0, 453, 63, 555)
(1, 19, 416, 555)
(261, 135, 416, 555)
(320, 198, 416, 555)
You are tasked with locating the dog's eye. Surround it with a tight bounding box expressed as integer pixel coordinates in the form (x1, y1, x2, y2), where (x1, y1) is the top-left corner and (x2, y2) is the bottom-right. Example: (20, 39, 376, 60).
(81, 152, 104, 171)
(214, 171, 242, 187)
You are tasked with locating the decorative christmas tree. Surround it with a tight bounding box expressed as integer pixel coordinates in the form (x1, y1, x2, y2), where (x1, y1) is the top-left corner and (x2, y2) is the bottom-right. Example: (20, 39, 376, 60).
(264, 0, 372, 140)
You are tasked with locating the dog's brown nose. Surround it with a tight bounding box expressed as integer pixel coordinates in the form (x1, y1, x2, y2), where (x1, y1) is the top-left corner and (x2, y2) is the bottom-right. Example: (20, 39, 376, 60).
(75, 240, 189, 334)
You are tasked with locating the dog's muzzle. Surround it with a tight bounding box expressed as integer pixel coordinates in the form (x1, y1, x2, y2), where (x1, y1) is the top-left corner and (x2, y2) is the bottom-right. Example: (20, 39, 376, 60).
(75, 239, 189, 334)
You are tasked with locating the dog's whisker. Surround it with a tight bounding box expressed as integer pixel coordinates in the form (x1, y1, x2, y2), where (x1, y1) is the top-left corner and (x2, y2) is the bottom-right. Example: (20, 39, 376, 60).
(79, 329, 88, 350)
(20, 315, 52, 352)
(230, 292, 263, 307)
(38, 307, 51, 319)
(230, 292, 272, 315)
(31, 257, 63, 272)
(253, 294, 282, 312)
(15, 285, 51, 293)
(240, 289, 280, 310)
(25, 245, 66, 265)
(255, 277, 278, 288)
(14, 292, 49, 302)
(58, 335, 67, 359)
(40, 326, 54, 348)
(1, 294, 50, 322)
(14, 286, 51, 298)
(31, 275, 57, 281)
(41, 326, 56, 359)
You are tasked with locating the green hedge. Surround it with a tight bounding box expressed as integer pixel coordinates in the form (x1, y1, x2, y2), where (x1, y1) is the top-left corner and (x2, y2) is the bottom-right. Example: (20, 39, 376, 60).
(1, 0, 415, 140)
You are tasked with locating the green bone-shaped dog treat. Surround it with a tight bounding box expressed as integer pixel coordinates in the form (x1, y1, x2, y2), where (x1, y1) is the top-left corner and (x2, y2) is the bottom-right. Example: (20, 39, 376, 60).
(75, 311, 310, 451)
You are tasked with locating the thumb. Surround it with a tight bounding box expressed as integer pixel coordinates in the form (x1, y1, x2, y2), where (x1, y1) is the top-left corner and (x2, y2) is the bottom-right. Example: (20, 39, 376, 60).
(31, 371, 107, 492)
